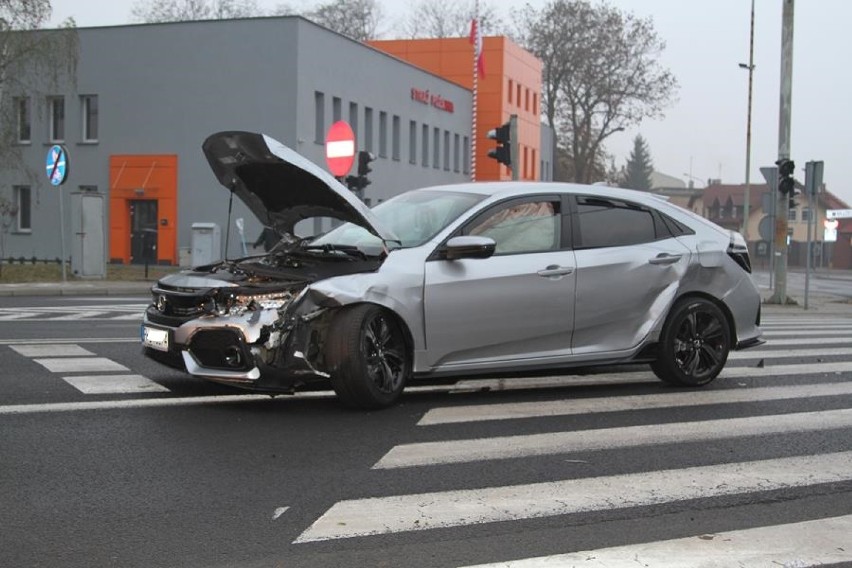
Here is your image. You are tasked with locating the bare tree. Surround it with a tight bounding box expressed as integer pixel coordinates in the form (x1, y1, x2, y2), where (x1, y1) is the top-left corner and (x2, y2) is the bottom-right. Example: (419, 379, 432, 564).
(129, 0, 262, 23)
(0, 193, 17, 275)
(517, 0, 677, 184)
(0, 0, 77, 182)
(305, 0, 382, 41)
(400, 0, 503, 38)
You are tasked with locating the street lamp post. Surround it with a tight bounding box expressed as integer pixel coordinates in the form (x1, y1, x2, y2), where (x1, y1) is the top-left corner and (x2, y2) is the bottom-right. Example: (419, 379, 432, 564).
(739, 0, 755, 241)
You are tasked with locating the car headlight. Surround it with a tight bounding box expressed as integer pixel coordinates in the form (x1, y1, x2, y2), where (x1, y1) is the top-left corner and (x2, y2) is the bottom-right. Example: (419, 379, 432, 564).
(233, 291, 294, 312)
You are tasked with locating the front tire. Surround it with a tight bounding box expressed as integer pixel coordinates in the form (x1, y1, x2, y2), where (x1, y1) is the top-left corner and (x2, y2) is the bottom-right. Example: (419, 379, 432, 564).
(326, 304, 410, 409)
(651, 298, 731, 387)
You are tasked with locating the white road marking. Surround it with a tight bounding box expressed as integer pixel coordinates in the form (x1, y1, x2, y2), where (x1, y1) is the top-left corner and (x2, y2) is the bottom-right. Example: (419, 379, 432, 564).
(0, 337, 138, 345)
(377, 408, 852, 469)
(33, 357, 129, 373)
(729, 347, 852, 359)
(764, 329, 852, 337)
(272, 507, 290, 521)
(419, 382, 852, 426)
(108, 313, 143, 320)
(49, 311, 109, 321)
(460, 514, 852, 567)
(293, 451, 852, 543)
(9, 344, 95, 357)
(62, 374, 169, 394)
(762, 337, 852, 346)
(759, 323, 852, 330)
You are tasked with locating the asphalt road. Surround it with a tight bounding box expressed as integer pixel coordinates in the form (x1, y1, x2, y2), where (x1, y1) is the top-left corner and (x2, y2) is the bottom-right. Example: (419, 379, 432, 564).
(2, 293, 852, 567)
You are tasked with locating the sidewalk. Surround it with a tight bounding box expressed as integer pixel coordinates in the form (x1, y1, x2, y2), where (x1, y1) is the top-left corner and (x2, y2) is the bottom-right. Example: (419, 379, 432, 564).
(0, 279, 154, 297)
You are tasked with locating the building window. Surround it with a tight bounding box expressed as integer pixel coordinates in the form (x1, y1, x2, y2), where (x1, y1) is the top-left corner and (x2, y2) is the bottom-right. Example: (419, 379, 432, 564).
(332, 96, 342, 122)
(532, 93, 538, 115)
(422, 124, 429, 167)
(516, 83, 522, 107)
(788, 207, 797, 221)
(314, 91, 325, 143)
(364, 107, 373, 152)
(525, 88, 530, 112)
(379, 111, 388, 157)
(530, 148, 537, 180)
(81, 95, 98, 142)
(433, 127, 440, 169)
(801, 207, 811, 222)
(453, 133, 460, 172)
(463, 136, 470, 174)
(14, 186, 31, 232)
(508, 80, 513, 104)
(349, 102, 358, 139)
(15, 97, 31, 143)
(391, 115, 400, 161)
(523, 145, 528, 178)
(443, 130, 450, 171)
(409, 120, 417, 164)
(48, 96, 65, 142)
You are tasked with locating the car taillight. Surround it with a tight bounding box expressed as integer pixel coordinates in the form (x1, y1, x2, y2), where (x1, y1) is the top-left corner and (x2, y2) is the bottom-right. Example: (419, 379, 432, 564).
(727, 231, 752, 273)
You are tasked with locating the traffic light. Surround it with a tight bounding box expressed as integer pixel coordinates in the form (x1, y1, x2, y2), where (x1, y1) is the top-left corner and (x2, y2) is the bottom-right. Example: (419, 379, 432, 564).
(358, 150, 375, 178)
(776, 158, 795, 195)
(345, 151, 376, 196)
(487, 121, 512, 168)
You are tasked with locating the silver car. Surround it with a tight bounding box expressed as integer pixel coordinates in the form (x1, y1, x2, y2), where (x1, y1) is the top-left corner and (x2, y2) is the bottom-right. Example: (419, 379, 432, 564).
(142, 131, 763, 408)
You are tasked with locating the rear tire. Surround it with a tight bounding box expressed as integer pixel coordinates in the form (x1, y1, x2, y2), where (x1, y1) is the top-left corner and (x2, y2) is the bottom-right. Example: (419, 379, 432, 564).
(651, 298, 730, 387)
(326, 304, 410, 409)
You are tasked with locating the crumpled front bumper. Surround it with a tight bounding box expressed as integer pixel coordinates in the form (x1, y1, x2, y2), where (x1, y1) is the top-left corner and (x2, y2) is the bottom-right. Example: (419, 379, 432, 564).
(142, 299, 329, 393)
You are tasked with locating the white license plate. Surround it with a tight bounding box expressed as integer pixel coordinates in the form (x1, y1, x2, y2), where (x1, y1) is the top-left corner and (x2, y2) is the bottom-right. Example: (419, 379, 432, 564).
(142, 325, 169, 352)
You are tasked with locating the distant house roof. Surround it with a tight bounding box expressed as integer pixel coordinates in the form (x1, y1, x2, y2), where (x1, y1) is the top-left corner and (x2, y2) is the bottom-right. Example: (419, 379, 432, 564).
(650, 171, 686, 189)
(702, 184, 768, 209)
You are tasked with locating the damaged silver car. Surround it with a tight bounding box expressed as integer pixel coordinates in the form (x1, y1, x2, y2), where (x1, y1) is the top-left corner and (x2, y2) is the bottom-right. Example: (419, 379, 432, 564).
(142, 131, 763, 409)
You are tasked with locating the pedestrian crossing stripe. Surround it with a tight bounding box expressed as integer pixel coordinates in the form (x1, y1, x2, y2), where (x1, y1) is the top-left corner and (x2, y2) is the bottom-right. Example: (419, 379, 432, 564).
(419, 381, 852, 425)
(460, 514, 852, 567)
(294, 451, 852, 543)
(377, 407, 852, 469)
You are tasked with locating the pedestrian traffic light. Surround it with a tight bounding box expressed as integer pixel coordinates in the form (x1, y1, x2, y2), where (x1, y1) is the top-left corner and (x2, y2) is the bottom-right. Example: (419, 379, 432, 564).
(487, 121, 512, 168)
(775, 158, 795, 195)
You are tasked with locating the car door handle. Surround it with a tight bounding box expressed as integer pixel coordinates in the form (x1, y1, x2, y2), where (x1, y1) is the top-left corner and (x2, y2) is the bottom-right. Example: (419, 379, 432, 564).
(537, 265, 575, 277)
(648, 253, 683, 265)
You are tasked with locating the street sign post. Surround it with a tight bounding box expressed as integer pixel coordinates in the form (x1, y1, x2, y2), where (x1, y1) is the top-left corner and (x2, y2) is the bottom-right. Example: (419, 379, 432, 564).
(826, 209, 852, 219)
(325, 121, 356, 178)
(45, 145, 69, 282)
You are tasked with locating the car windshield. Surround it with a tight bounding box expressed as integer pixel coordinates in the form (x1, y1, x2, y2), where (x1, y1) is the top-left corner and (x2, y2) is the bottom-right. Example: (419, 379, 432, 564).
(309, 190, 485, 251)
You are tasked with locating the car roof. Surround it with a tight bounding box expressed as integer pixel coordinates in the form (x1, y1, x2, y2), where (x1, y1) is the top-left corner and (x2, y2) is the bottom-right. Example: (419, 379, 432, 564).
(419, 181, 670, 205)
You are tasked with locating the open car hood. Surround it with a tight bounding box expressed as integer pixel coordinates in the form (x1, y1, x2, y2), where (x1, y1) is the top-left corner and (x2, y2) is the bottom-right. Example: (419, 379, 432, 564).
(202, 131, 398, 243)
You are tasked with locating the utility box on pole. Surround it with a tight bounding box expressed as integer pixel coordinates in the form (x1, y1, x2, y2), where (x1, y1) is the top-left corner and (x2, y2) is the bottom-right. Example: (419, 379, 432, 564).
(191, 222, 221, 267)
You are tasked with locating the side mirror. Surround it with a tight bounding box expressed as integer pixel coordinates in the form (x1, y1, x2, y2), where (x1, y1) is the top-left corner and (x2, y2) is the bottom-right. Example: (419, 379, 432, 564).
(444, 236, 496, 260)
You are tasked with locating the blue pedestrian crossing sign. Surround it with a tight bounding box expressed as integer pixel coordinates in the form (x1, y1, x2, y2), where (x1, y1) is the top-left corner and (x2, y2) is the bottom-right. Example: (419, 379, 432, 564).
(46, 145, 69, 186)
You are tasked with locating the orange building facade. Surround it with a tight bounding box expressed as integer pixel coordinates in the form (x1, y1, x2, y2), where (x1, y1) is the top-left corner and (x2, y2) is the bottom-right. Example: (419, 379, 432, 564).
(369, 36, 543, 182)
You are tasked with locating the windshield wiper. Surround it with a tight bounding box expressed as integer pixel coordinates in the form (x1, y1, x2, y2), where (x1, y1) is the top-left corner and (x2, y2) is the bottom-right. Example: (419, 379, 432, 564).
(300, 244, 369, 260)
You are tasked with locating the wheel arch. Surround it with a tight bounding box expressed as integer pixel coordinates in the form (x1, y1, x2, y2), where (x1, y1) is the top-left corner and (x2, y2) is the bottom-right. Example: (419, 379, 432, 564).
(335, 301, 416, 369)
(671, 291, 737, 345)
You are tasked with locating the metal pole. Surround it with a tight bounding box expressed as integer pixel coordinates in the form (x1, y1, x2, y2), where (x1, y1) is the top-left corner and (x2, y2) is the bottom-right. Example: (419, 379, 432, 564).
(59, 189, 67, 283)
(741, 0, 755, 240)
(470, 0, 480, 181)
(804, 185, 813, 309)
(769, 0, 794, 305)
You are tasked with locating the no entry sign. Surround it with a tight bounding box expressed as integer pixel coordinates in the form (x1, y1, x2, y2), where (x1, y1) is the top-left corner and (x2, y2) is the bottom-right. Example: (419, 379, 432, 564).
(325, 121, 355, 177)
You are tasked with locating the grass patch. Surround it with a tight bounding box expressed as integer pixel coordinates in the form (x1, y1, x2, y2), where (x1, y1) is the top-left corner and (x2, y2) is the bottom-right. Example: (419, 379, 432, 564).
(0, 262, 182, 284)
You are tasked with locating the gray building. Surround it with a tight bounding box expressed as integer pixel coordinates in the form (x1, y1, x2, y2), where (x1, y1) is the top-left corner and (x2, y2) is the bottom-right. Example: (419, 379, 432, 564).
(3, 16, 473, 272)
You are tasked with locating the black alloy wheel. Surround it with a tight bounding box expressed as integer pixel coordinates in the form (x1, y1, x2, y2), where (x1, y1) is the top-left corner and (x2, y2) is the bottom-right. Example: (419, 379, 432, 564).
(326, 304, 410, 409)
(651, 298, 731, 387)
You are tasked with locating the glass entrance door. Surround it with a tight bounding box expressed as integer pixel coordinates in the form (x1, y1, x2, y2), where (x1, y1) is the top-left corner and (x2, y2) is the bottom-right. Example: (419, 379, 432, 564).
(129, 199, 158, 265)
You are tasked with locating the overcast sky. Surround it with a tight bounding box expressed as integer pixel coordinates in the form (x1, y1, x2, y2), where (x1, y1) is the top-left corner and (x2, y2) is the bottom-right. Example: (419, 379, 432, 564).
(47, 0, 852, 206)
